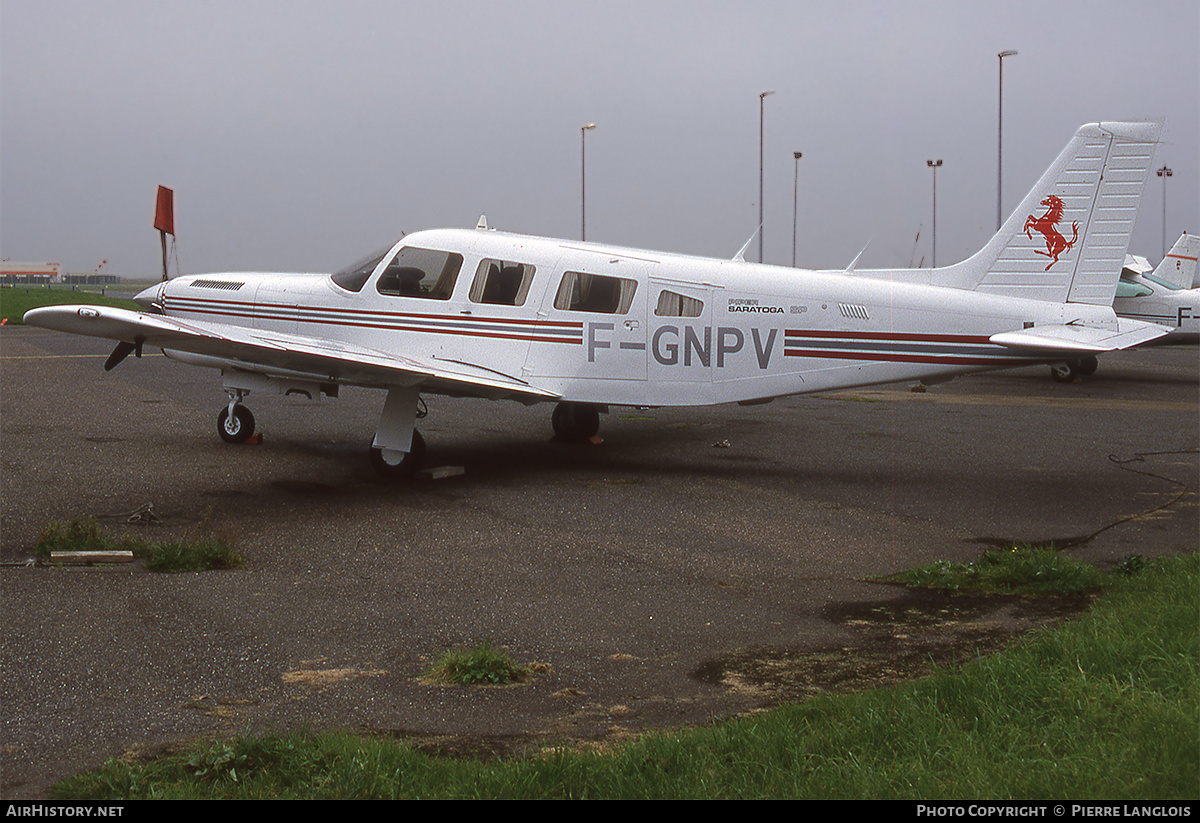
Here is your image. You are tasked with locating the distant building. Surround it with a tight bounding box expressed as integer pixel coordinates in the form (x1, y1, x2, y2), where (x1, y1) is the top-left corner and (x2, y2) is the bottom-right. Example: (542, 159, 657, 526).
(62, 273, 119, 285)
(1, 262, 63, 285)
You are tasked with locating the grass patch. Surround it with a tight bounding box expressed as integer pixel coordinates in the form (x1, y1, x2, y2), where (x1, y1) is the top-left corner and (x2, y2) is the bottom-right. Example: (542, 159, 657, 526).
(886, 544, 1107, 596)
(35, 516, 242, 573)
(1, 285, 140, 324)
(424, 642, 530, 686)
(45, 553, 1198, 800)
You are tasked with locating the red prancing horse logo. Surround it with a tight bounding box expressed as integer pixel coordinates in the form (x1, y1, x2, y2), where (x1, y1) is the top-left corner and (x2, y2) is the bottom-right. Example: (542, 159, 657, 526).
(1024, 195, 1078, 271)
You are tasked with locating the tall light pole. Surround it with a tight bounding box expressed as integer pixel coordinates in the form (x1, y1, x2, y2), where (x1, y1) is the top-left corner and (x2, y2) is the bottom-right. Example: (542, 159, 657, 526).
(1157, 165, 1173, 259)
(581, 123, 595, 241)
(759, 90, 774, 263)
(927, 159, 942, 268)
(997, 50, 1017, 230)
(792, 151, 802, 267)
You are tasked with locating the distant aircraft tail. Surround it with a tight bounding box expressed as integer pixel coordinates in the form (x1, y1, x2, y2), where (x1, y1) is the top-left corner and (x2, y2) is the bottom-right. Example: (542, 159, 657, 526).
(1151, 232, 1200, 290)
(940, 121, 1163, 305)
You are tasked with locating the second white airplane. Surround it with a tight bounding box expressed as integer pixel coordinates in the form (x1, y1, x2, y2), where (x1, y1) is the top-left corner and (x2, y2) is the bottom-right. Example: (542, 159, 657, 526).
(26, 121, 1169, 478)
(1113, 231, 1199, 344)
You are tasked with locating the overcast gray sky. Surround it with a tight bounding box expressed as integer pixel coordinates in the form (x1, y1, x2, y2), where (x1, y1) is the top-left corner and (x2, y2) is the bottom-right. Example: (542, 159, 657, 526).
(2, 0, 1196, 278)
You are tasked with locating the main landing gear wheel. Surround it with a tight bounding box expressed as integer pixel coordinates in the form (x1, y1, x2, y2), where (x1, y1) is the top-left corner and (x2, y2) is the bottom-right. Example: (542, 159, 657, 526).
(217, 405, 256, 443)
(370, 430, 426, 481)
(1050, 355, 1098, 383)
(551, 402, 601, 441)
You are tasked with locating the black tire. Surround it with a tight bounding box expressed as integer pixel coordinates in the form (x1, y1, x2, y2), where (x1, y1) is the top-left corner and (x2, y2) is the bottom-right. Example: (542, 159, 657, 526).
(1050, 362, 1078, 383)
(217, 405, 256, 443)
(370, 430, 425, 481)
(551, 402, 601, 441)
(1079, 355, 1099, 376)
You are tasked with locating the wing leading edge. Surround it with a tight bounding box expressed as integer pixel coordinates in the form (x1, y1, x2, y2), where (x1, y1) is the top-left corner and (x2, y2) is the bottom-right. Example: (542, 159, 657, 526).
(22, 304, 558, 401)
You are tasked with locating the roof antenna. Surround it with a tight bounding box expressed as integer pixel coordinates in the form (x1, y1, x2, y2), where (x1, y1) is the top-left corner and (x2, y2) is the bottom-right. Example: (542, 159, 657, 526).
(907, 225, 923, 268)
(845, 240, 871, 272)
(733, 225, 761, 262)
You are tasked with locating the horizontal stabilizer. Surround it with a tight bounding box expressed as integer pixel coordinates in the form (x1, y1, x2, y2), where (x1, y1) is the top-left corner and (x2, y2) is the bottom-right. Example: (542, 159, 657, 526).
(990, 319, 1170, 354)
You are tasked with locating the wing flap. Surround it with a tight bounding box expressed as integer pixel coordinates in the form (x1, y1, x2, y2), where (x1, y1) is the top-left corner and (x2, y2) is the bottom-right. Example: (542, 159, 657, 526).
(23, 304, 557, 400)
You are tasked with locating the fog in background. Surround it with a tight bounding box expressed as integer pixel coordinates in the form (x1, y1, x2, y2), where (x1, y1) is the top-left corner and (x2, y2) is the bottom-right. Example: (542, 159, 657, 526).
(2, 0, 1196, 278)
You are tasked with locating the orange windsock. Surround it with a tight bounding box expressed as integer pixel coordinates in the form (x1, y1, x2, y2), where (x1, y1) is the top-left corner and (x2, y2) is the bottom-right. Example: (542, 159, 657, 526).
(154, 186, 174, 235)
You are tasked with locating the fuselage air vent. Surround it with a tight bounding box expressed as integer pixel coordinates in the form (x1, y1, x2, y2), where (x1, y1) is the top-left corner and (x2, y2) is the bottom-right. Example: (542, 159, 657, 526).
(191, 279, 245, 291)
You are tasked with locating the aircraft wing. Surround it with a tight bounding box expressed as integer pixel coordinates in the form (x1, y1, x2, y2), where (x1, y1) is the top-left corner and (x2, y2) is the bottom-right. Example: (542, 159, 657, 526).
(22, 304, 558, 401)
(989, 318, 1170, 354)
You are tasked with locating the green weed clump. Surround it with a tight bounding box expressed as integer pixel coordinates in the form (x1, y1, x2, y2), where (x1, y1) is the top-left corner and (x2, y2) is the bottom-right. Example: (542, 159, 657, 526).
(887, 545, 1106, 596)
(35, 516, 242, 573)
(35, 517, 112, 555)
(425, 642, 529, 686)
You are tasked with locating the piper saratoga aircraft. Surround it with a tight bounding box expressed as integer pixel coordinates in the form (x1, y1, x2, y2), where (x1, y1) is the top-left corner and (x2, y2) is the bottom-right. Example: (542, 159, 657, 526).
(25, 121, 1168, 478)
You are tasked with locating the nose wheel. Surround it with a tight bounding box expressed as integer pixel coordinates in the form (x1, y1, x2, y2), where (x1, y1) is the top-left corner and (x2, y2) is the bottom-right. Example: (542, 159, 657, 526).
(217, 404, 256, 443)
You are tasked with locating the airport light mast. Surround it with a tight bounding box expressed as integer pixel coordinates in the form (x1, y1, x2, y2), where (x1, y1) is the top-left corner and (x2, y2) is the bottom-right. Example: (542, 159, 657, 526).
(1157, 166, 1172, 259)
(927, 159, 942, 268)
(997, 50, 1017, 230)
(759, 90, 774, 264)
(581, 123, 596, 241)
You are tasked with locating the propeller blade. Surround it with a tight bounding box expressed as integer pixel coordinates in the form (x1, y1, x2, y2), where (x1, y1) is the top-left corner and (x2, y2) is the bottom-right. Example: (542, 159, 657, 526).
(104, 338, 144, 371)
(104, 341, 135, 371)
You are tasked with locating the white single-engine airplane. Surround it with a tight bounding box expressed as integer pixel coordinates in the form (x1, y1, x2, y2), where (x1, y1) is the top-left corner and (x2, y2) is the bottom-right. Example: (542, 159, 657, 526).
(26, 121, 1169, 479)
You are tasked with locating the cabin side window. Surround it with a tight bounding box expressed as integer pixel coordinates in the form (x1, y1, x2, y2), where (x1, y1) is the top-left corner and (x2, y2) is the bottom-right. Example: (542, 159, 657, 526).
(654, 290, 704, 317)
(375, 247, 464, 299)
(553, 271, 638, 314)
(469, 259, 536, 306)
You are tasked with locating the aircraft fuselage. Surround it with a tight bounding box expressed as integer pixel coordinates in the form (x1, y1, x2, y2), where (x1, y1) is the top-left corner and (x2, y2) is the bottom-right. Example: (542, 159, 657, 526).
(144, 227, 1117, 407)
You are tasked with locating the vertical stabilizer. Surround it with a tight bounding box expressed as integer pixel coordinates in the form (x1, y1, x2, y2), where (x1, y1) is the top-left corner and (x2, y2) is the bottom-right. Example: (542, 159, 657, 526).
(1152, 232, 1200, 290)
(955, 122, 1162, 304)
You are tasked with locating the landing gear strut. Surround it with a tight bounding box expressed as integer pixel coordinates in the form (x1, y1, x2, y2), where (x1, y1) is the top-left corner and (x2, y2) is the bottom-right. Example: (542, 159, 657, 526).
(370, 386, 425, 480)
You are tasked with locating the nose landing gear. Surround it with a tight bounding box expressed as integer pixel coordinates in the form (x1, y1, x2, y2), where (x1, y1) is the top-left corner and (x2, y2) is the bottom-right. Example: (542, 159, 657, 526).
(217, 390, 256, 443)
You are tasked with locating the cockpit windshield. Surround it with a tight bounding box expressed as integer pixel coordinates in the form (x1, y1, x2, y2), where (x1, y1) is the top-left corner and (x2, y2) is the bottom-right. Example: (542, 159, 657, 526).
(1116, 278, 1153, 298)
(1142, 272, 1185, 291)
(330, 243, 397, 292)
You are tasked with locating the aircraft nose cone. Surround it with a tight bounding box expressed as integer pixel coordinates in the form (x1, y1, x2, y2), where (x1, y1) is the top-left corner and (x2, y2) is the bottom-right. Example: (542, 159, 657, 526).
(133, 283, 162, 311)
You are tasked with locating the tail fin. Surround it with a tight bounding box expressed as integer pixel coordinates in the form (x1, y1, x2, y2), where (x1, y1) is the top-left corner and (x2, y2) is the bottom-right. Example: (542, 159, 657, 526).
(947, 121, 1163, 304)
(1151, 232, 1199, 290)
